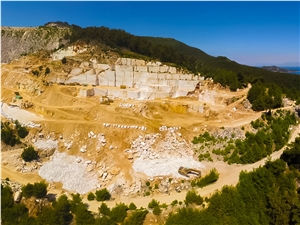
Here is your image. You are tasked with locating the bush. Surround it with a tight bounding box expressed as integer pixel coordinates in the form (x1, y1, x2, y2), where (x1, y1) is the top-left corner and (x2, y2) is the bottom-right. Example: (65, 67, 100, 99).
(95, 188, 111, 201)
(110, 203, 128, 223)
(22, 181, 47, 199)
(123, 209, 148, 225)
(148, 199, 159, 209)
(171, 199, 178, 206)
(21, 146, 39, 162)
(129, 202, 137, 210)
(1, 126, 19, 146)
(146, 181, 150, 186)
(17, 126, 29, 138)
(61, 57, 67, 64)
(87, 192, 95, 201)
(153, 205, 162, 215)
(196, 168, 219, 188)
(45, 67, 50, 75)
(185, 190, 203, 206)
(99, 202, 110, 216)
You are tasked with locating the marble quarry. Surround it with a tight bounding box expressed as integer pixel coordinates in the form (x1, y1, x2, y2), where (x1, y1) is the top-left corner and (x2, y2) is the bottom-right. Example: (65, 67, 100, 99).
(62, 58, 204, 99)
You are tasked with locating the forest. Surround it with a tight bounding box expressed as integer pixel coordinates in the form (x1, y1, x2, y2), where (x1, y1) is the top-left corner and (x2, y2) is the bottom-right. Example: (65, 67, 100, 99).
(64, 25, 300, 105)
(193, 110, 297, 165)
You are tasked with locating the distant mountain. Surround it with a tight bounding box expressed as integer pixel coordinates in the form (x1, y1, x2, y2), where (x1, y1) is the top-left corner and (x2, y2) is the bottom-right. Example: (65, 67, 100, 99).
(261, 66, 291, 73)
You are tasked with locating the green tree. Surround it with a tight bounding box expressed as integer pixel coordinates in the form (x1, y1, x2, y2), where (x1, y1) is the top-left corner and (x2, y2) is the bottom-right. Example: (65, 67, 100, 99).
(61, 57, 67, 64)
(95, 188, 111, 201)
(99, 202, 110, 216)
(45, 67, 51, 75)
(110, 203, 128, 223)
(21, 146, 39, 162)
(129, 202, 137, 210)
(22, 181, 47, 199)
(148, 199, 159, 209)
(123, 209, 148, 225)
(153, 205, 162, 215)
(87, 192, 95, 201)
(17, 126, 29, 138)
(185, 190, 203, 206)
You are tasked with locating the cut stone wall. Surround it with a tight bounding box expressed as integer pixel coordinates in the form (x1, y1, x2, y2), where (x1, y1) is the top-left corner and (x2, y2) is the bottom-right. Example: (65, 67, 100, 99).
(61, 58, 204, 100)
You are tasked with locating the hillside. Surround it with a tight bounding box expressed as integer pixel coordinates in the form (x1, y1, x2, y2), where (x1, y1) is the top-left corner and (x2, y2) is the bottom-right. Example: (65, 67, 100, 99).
(2, 23, 300, 100)
(1, 25, 70, 63)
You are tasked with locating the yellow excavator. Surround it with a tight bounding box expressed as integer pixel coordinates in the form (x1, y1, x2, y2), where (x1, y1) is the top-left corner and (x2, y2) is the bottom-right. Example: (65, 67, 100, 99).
(178, 166, 201, 178)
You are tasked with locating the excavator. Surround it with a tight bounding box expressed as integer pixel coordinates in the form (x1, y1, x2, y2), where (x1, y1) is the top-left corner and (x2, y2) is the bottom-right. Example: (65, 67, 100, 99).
(178, 166, 201, 178)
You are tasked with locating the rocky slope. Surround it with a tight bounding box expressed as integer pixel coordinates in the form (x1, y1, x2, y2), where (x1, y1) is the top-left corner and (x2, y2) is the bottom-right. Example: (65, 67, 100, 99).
(1, 26, 70, 63)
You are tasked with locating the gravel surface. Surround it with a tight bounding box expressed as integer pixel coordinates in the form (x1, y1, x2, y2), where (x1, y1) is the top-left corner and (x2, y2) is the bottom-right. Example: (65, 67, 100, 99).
(34, 139, 58, 150)
(132, 156, 205, 178)
(38, 152, 98, 194)
(1, 102, 44, 123)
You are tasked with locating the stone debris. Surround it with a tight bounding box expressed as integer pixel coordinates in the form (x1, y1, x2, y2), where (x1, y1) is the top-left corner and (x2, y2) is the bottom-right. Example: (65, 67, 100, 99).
(39, 152, 98, 194)
(80, 145, 87, 153)
(103, 123, 147, 130)
(88, 131, 96, 138)
(133, 157, 204, 178)
(34, 139, 58, 150)
(34, 139, 58, 158)
(25, 121, 41, 128)
(213, 127, 244, 140)
(1, 179, 23, 193)
(119, 103, 135, 108)
(130, 130, 203, 178)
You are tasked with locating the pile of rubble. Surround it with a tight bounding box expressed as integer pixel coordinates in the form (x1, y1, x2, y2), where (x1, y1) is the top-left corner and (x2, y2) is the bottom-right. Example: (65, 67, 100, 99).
(129, 129, 203, 178)
(103, 123, 147, 130)
(213, 127, 245, 140)
(118, 103, 135, 108)
(1, 179, 22, 192)
(33, 139, 58, 158)
(38, 152, 98, 194)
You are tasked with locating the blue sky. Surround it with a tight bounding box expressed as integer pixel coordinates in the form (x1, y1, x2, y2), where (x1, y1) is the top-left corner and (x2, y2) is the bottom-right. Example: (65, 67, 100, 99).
(1, 1, 299, 66)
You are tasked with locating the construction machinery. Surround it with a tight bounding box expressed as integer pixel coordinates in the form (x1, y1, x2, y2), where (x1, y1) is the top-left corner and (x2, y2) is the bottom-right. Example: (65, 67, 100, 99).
(100, 96, 113, 105)
(178, 166, 201, 178)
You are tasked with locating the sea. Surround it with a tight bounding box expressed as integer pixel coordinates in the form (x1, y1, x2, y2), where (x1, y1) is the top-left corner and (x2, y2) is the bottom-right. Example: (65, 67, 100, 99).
(281, 66, 300, 75)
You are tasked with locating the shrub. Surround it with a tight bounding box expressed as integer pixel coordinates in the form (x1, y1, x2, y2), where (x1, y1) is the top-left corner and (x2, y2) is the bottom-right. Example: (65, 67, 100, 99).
(129, 202, 137, 210)
(110, 203, 128, 223)
(17, 126, 29, 138)
(45, 67, 50, 75)
(145, 191, 150, 196)
(123, 209, 148, 225)
(98, 203, 110, 216)
(87, 192, 95, 201)
(21, 146, 39, 162)
(146, 181, 150, 186)
(95, 188, 111, 201)
(1, 126, 19, 146)
(22, 181, 47, 199)
(153, 205, 161, 215)
(61, 57, 67, 64)
(196, 168, 219, 188)
(148, 199, 159, 209)
(185, 190, 203, 206)
(171, 199, 178, 206)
